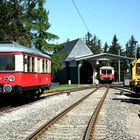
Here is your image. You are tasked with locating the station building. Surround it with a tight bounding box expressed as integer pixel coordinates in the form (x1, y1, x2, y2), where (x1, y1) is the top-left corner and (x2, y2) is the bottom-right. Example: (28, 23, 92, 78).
(54, 38, 134, 84)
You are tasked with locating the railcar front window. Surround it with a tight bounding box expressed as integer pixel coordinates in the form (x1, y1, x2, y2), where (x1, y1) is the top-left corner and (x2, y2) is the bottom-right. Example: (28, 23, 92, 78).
(136, 63, 140, 75)
(107, 70, 112, 74)
(0, 55, 15, 71)
(101, 70, 106, 74)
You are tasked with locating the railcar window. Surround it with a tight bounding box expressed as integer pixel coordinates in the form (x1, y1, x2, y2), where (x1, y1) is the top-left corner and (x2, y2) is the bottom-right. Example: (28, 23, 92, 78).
(42, 59, 45, 72)
(136, 63, 140, 75)
(101, 70, 106, 74)
(44, 60, 47, 72)
(0, 55, 15, 71)
(37, 58, 40, 72)
(23, 55, 27, 72)
(43, 59, 47, 73)
(32, 57, 35, 72)
(107, 70, 112, 74)
(48, 60, 51, 73)
(29, 57, 33, 72)
(23, 56, 35, 72)
(27, 56, 30, 72)
(46, 60, 48, 72)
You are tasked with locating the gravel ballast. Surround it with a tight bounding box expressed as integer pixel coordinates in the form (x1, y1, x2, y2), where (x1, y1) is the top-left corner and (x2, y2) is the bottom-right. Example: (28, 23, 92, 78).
(93, 88, 140, 140)
(0, 87, 140, 140)
(0, 89, 93, 140)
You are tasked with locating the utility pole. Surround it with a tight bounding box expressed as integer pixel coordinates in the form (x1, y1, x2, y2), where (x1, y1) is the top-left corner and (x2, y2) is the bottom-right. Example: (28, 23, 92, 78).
(118, 49, 120, 82)
(134, 41, 138, 58)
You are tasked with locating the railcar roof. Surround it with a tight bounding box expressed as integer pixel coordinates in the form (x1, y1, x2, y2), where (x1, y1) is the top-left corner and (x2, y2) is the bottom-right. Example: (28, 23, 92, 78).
(100, 66, 114, 70)
(0, 41, 50, 59)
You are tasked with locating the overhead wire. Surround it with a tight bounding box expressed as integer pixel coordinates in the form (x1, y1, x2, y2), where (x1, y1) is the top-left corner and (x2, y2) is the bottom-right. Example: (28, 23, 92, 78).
(71, 0, 90, 33)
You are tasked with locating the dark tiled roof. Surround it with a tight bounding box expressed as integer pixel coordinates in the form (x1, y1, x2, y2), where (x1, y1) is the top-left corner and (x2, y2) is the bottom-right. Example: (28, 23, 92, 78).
(57, 38, 79, 55)
(56, 38, 93, 61)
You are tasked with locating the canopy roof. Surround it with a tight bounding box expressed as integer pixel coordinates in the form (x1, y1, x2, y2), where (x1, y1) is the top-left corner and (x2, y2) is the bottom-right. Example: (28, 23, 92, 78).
(66, 53, 134, 62)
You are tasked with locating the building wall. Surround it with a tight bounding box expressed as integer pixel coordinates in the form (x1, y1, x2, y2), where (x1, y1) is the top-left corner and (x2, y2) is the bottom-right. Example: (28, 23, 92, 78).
(53, 62, 78, 84)
(53, 67, 67, 84)
(53, 60, 94, 84)
(69, 66, 78, 84)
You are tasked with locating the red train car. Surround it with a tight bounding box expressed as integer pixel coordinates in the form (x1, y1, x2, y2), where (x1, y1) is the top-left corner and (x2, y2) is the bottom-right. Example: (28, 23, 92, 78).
(0, 41, 51, 98)
(99, 66, 114, 83)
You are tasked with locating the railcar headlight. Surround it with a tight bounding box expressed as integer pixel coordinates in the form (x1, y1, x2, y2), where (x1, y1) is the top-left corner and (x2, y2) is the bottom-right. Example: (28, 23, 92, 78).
(3, 84, 12, 93)
(8, 75, 15, 82)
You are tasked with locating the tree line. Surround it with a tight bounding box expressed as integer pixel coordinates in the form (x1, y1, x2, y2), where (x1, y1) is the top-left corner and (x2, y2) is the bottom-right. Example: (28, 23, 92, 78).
(0, 1, 139, 81)
(84, 32, 138, 58)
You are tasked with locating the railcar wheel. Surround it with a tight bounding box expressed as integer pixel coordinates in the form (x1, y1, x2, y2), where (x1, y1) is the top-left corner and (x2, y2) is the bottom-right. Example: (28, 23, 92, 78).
(35, 89, 44, 99)
(36, 93, 41, 99)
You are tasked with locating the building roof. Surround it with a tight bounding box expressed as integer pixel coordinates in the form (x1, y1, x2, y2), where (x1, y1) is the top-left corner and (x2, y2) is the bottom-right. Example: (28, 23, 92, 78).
(56, 38, 134, 62)
(64, 39, 79, 54)
(0, 41, 50, 58)
(74, 53, 134, 61)
(57, 38, 93, 61)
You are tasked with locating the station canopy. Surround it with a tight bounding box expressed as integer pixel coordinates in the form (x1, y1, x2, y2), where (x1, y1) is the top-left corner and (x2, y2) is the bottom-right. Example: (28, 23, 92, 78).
(62, 39, 134, 62)
(56, 38, 134, 62)
(69, 53, 134, 62)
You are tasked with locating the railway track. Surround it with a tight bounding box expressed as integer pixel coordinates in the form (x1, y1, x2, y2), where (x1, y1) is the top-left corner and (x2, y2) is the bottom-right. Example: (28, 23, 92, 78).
(0, 83, 139, 139)
(83, 85, 109, 140)
(25, 85, 110, 140)
(110, 85, 136, 94)
(0, 84, 135, 117)
(0, 85, 96, 116)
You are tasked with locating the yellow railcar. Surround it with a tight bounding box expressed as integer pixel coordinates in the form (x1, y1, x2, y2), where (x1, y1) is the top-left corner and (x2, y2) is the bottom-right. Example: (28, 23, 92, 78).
(131, 59, 140, 93)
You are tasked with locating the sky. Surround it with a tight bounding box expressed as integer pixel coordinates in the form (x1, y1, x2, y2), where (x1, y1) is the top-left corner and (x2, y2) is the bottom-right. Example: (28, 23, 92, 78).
(45, 0, 140, 47)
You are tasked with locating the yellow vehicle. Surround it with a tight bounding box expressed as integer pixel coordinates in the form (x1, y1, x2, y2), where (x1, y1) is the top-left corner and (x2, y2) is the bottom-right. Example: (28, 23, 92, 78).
(130, 59, 140, 93)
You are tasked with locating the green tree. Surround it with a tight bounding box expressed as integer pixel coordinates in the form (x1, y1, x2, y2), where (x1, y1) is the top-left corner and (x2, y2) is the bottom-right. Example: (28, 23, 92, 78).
(96, 39, 102, 54)
(50, 42, 67, 80)
(108, 34, 121, 55)
(84, 32, 102, 54)
(84, 32, 92, 45)
(0, 0, 58, 50)
(103, 42, 109, 53)
(0, 0, 30, 45)
(28, 0, 58, 51)
(125, 35, 138, 57)
(108, 35, 122, 81)
(0, 0, 8, 40)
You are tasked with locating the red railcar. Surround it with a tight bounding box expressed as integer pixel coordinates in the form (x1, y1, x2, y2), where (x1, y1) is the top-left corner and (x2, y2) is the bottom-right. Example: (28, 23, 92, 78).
(0, 41, 51, 98)
(99, 66, 114, 83)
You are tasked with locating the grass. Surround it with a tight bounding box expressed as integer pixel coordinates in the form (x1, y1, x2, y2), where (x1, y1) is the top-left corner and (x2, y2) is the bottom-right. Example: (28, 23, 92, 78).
(45, 84, 80, 93)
